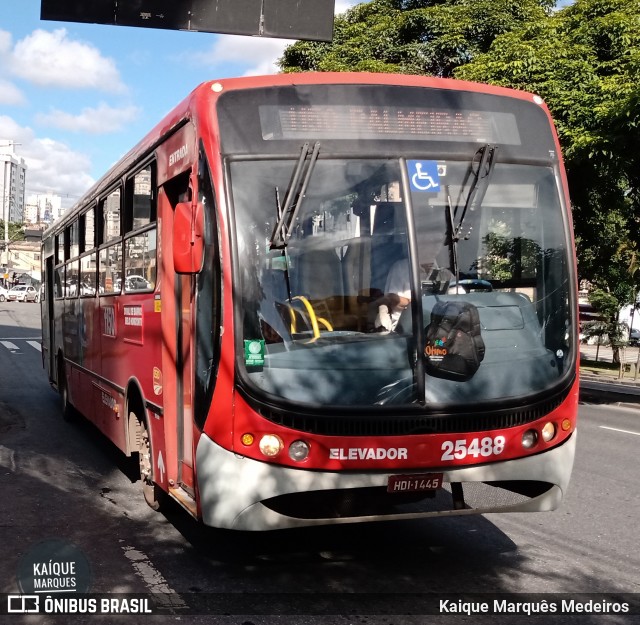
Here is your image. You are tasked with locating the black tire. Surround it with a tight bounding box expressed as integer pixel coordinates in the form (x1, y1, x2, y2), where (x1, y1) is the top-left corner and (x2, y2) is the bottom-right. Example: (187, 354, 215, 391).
(0, 295, 4, 302)
(59, 362, 76, 422)
(136, 414, 165, 511)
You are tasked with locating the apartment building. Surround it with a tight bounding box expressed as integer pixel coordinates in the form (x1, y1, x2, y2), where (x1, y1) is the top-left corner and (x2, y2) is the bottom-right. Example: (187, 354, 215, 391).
(1, 141, 27, 225)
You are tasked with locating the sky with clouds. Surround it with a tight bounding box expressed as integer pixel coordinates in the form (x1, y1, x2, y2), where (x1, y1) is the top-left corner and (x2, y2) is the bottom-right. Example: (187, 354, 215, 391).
(0, 1, 360, 208)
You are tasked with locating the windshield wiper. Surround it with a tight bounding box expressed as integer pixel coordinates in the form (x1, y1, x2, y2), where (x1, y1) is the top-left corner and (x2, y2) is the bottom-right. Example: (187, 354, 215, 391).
(446, 144, 498, 282)
(270, 141, 321, 249)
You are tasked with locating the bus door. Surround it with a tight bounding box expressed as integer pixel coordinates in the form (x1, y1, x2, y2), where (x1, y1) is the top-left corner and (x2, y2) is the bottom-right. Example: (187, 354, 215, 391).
(150, 120, 198, 516)
(157, 136, 199, 513)
(174, 259, 197, 501)
(43, 255, 56, 378)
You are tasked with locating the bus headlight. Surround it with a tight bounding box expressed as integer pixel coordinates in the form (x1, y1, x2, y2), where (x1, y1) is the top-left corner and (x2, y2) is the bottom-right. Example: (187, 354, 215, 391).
(289, 440, 310, 462)
(259, 434, 283, 457)
(541, 422, 556, 442)
(521, 429, 538, 449)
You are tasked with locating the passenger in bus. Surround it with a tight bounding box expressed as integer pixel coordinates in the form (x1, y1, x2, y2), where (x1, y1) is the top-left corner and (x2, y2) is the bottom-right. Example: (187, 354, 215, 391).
(370, 259, 411, 333)
(372, 291, 411, 333)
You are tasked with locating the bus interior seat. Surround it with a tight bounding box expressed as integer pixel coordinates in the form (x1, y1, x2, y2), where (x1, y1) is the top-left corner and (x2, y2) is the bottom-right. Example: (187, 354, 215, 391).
(291, 248, 356, 330)
(370, 202, 407, 296)
(341, 239, 375, 331)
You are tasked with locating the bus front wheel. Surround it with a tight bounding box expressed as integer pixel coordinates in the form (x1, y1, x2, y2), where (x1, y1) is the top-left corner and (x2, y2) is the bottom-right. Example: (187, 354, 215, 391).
(136, 415, 165, 512)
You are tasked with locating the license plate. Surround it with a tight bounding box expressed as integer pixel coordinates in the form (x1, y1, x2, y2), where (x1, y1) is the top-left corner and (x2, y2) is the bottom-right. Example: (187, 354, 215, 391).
(387, 473, 444, 494)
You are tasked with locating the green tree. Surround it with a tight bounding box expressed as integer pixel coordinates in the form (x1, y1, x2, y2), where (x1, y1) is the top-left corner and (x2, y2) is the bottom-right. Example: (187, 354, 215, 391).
(0, 221, 25, 244)
(279, 0, 554, 76)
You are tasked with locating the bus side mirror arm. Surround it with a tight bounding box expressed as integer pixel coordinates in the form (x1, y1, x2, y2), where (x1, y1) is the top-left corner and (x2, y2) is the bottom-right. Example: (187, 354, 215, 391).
(173, 200, 204, 274)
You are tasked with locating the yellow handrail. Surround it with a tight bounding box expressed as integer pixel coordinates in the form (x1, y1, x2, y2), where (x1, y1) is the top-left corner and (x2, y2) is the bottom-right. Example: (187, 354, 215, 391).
(292, 295, 321, 339)
(286, 296, 334, 340)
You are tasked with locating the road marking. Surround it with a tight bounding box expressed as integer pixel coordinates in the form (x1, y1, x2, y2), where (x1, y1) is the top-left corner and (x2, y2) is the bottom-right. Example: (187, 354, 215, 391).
(599, 425, 640, 437)
(121, 545, 187, 611)
(0, 446, 17, 472)
(0, 339, 42, 353)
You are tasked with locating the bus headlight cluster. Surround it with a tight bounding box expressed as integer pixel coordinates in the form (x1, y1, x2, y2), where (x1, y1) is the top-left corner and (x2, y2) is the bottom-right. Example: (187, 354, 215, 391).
(522, 422, 557, 449)
(521, 429, 538, 449)
(259, 434, 283, 457)
(242, 433, 310, 461)
(288, 440, 310, 462)
(541, 422, 556, 442)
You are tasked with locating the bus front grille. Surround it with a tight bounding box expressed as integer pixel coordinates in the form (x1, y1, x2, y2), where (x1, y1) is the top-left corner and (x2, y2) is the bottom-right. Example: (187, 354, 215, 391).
(260, 396, 565, 436)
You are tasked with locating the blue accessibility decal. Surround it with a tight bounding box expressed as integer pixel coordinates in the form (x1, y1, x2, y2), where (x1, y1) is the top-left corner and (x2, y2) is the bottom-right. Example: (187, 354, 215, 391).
(407, 160, 440, 192)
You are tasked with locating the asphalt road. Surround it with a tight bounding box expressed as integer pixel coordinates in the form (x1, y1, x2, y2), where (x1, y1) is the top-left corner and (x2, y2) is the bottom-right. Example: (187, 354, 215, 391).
(0, 302, 638, 624)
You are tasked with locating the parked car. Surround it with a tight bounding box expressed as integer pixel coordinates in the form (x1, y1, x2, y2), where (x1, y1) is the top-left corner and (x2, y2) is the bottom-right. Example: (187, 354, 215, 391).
(630, 329, 640, 347)
(0, 285, 8, 302)
(7, 284, 39, 302)
(115, 275, 152, 292)
(125, 275, 152, 291)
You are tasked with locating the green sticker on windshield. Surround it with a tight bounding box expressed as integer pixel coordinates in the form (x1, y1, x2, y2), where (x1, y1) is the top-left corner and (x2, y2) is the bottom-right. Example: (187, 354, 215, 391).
(244, 339, 265, 366)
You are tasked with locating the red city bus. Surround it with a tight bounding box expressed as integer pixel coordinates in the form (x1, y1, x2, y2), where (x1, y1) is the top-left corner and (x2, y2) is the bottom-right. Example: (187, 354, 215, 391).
(41, 73, 579, 530)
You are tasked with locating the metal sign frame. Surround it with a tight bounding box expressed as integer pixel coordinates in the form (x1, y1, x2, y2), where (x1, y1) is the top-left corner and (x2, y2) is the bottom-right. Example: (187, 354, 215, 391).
(40, 0, 335, 42)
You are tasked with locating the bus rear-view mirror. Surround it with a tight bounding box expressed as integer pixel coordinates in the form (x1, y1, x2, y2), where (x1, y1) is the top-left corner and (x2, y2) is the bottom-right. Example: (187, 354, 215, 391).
(173, 201, 204, 274)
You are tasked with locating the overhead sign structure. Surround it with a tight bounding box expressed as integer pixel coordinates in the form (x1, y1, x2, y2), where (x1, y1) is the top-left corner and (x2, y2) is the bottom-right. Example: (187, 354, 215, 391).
(40, 0, 336, 42)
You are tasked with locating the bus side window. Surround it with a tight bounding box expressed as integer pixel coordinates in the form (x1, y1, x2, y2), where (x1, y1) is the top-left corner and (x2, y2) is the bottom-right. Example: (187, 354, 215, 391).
(101, 188, 121, 243)
(66, 260, 79, 297)
(54, 265, 64, 299)
(123, 162, 157, 292)
(80, 253, 97, 296)
(80, 207, 97, 296)
(99, 244, 123, 294)
(125, 163, 156, 232)
(124, 231, 156, 292)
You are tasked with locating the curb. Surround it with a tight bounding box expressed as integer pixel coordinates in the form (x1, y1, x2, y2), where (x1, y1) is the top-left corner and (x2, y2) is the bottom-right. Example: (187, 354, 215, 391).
(579, 375, 640, 406)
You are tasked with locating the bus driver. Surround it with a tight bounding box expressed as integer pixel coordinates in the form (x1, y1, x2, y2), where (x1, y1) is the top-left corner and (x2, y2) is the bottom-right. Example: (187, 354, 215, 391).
(372, 259, 411, 333)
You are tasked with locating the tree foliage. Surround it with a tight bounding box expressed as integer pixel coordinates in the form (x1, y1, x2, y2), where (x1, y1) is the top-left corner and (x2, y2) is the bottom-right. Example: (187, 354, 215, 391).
(279, 0, 553, 76)
(0, 221, 25, 243)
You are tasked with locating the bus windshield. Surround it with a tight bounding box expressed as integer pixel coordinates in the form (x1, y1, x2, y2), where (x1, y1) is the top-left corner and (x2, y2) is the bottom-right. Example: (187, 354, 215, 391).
(229, 153, 574, 408)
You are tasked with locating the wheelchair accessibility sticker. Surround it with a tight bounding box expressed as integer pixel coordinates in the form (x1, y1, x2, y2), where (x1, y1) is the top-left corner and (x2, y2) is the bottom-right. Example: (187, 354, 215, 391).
(408, 160, 441, 192)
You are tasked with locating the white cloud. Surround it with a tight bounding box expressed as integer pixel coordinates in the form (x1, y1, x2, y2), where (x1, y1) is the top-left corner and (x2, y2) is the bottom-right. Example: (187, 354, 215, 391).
(335, 0, 360, 13)
(183, 1, 361, 76)
(26, 138, 94, 204)
(0, 30, 24, 104)
(193, 35, 289, 76)
(0, 29, 12, 56)
(0, 79, 25, 105)
(35, 103, 141, 134)
(10, 29, 126, 93)
(241, 56, 284, 77)
(0, 115, 94, 203)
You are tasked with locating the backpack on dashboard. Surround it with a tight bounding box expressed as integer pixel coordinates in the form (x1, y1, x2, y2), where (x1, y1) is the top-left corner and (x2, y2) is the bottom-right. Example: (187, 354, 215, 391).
(424, 300, 485, 381)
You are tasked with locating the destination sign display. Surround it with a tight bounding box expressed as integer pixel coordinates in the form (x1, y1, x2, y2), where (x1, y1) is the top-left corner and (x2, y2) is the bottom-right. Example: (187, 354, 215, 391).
(259, 104, 521, 144)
